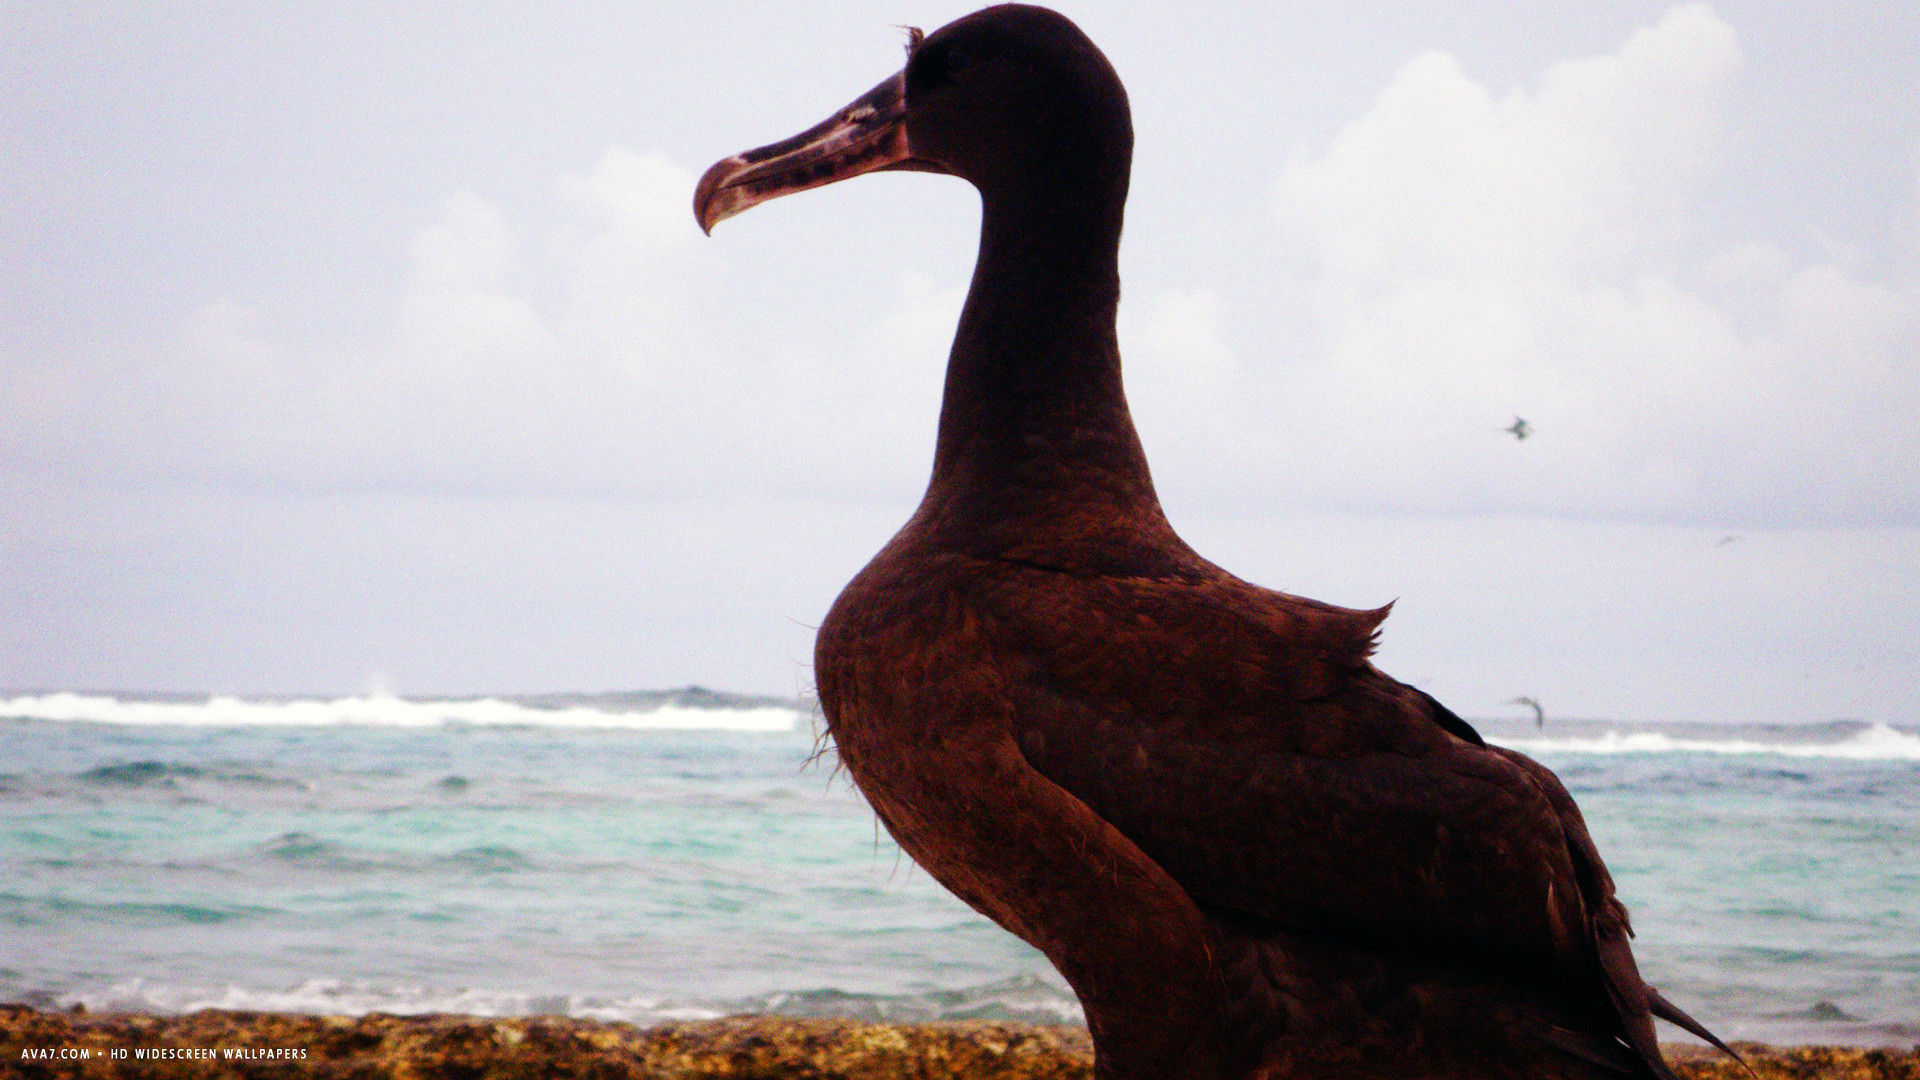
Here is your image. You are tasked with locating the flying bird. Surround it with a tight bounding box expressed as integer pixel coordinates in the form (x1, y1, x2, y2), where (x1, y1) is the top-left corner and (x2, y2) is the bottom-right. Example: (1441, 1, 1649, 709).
(1511, 696, 1547, 728)
(696, 7, 1729, 1077)
(1508, 416, 1533, 440)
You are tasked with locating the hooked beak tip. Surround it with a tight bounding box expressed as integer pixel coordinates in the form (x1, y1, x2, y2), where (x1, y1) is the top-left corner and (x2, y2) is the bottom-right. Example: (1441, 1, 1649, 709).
(692, 157, 744, 235)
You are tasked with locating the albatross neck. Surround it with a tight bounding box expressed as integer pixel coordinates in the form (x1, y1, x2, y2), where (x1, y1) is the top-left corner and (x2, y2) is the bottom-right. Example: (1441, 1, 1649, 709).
(917, 184, 1180, 566)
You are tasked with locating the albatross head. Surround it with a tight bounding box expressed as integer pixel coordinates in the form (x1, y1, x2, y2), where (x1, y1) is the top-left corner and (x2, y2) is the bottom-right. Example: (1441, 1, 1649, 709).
(694, 4, 1131, 233)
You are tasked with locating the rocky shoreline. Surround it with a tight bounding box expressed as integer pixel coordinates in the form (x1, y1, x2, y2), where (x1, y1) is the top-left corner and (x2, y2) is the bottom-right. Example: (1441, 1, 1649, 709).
(4, 1006, 1917, 1079)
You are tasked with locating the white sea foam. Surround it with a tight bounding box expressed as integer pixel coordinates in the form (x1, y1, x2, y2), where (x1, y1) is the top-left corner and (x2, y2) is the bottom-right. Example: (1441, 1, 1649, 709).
(86, 976, 558, 1020)
(1493, 721, 1920, 761)
(75, 975, 1083, 1026)
(6, 691, 1913, 757)
(0, 691, 799, 732)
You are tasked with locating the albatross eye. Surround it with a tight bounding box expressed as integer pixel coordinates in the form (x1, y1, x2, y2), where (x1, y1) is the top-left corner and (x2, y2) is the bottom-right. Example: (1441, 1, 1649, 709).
(909, 43, 969, 91)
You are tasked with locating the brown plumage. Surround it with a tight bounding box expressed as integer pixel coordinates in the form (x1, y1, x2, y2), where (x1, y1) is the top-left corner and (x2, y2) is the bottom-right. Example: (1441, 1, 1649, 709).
(695, 6, 1731, 1078)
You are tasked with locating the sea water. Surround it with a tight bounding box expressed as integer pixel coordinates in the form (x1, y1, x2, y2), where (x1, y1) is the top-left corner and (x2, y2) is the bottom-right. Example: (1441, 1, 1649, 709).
(1, 691, 1914, 1047)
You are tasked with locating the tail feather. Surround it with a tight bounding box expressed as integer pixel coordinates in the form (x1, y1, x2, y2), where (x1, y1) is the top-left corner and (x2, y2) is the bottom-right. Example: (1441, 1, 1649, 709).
(1648, 987, 1746, 1069)
(1535, 1023, 1642, 1077)
(1593, 927, 1679, 1080)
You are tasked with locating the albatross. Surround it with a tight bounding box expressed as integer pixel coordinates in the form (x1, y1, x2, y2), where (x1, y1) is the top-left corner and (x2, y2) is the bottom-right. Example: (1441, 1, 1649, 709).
(695, 6, 1730, 1078)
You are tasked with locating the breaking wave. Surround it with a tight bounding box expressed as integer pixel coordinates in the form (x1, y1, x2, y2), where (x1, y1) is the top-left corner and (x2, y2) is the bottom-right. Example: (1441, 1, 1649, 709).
(1492, 721, 1920, 761)
(0, 691, 800, 732)
(59, 973, 1085, 1028)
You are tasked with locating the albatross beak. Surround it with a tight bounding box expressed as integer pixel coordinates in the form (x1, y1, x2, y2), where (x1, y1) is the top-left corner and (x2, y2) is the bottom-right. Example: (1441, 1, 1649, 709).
(694, 71, 935, 234)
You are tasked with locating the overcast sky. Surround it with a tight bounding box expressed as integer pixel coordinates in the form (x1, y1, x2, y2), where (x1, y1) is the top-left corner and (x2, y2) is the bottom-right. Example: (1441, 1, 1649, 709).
(3, 1, 1915, 723)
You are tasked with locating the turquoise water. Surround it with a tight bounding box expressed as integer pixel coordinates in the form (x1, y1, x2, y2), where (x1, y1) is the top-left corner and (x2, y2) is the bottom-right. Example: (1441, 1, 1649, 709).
(1, 692, 1915, 1046)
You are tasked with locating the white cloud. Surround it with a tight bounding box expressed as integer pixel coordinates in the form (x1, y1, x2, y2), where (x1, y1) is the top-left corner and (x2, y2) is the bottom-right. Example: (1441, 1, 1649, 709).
(1258, 4, 1917, 526)
(1123, 288, 1235, 402)
(9, 6, 1913, 530)
(1278, 5, 1737, 295)
(553, 150, 708, 368)
(396, 190, 559, 432)
(23, 148, 960, 504)
(1120, 286, 1240, 464)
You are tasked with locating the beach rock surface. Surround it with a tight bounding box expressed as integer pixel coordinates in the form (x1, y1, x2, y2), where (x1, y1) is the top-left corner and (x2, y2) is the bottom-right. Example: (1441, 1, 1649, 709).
(3, 1006, 1916, 1079)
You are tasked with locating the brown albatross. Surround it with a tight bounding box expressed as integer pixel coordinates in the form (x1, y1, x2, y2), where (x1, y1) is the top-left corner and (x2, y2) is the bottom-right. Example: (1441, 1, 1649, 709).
(695, 6, 1731, 1078)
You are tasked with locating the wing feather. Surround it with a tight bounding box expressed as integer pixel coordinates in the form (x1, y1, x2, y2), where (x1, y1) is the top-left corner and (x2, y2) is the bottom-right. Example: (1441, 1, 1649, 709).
(984, 564, 1610, 978)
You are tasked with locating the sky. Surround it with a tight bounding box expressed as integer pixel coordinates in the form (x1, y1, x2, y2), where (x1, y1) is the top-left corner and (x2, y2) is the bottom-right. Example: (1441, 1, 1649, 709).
(3, 1, 1915, 723)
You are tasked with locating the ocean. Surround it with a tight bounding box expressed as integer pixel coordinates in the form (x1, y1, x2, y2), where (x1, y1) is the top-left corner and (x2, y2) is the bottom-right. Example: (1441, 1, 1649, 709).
(2, 690, 1915, 1048)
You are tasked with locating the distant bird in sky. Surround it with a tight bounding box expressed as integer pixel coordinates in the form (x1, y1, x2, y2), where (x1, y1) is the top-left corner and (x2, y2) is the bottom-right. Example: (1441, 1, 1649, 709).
(1716, 535, 1740, 547)
(1507, 417, 1532, 440)
(1510, 696, 1546, 728)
